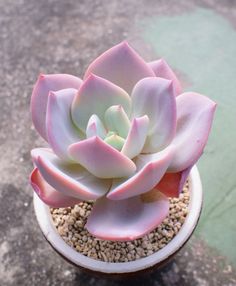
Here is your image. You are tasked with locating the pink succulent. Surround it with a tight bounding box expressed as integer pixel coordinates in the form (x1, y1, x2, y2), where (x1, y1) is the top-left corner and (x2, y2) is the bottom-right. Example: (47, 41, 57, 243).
(30, 42, 216, 241)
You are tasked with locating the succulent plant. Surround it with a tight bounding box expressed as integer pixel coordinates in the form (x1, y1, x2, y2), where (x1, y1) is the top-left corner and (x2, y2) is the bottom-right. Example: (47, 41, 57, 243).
(30, 42, 216, 241)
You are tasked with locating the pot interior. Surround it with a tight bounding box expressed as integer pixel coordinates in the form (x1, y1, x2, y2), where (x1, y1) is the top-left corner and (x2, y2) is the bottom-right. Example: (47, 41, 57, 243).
(34, 165, 202, 274)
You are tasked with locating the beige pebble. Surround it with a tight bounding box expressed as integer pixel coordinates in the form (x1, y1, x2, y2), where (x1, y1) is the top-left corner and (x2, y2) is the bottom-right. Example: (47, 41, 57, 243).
(79, 209, 86, 217)
(101, 252, 108, 262)
(127, 243, 134, 250)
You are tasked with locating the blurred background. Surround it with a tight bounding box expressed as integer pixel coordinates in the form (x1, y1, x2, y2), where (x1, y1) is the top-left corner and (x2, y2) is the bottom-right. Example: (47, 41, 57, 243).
(0, 0, 235, 285)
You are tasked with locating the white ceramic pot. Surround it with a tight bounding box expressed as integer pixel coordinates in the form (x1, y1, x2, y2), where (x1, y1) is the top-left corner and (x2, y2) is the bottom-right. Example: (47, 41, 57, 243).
(33, 165, 202, 276)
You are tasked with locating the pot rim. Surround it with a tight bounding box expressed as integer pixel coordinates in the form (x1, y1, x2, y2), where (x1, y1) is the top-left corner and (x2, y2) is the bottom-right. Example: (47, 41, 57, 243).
(33, 165, 202, 274)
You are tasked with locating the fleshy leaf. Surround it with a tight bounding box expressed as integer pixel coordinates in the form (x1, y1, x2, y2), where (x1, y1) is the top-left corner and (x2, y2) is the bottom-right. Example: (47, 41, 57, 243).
(31, 148, 111, 201)
(131, 77, 176, 153)
(148, 59, 182, 96)
(154, 166, 192, 198)
(104, 134, 125, 151)
(68, 136, 136, 179)
(46, 88, 82, 160)
(121, 115, 149, 159)
(107, 147, 173, 200)
(168, 92, 217, 172)
(71, 74, 131, 132)
(84, 42, 155, 93)
(86, 114, 107, 139)
(31, 74, 82, 140)
(30, 168, 81, 207)
(104, 105, 130, 138)
(86, 192, 169, 241)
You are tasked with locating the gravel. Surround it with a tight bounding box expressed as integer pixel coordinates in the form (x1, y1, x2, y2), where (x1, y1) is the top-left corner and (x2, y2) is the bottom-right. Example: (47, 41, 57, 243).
(51, 183, 190, 263)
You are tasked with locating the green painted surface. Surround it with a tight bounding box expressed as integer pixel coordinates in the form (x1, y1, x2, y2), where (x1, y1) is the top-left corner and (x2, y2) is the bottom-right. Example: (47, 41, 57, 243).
(141, 8, 236, 264)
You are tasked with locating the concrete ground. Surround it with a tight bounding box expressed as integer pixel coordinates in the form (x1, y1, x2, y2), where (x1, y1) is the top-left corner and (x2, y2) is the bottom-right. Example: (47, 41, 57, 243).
(0, 0, 236, 285)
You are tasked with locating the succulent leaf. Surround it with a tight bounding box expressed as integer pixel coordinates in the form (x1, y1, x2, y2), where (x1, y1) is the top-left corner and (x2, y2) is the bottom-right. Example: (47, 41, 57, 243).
(107, 147, 173, 200)
(31, 74, 82, 141)
(71, 74, 131, 132)
(154, 166, 192, 197)
(68, 136, 136, 178)
(131, 77, 176, 153)
(30, 168, 81, 207)
(121, 115, 149, 159)
(168, 92, 217, 172)
(104, 105, 131, 138)
(84, 42, 155, 94)
(31, 148, 111, 200)
(104, 134, 125, 151)
(46, 88, 81, 161)
(148, 59, 182, 96)
(86, 191, 169, 241)
(86, 114, 107, 139)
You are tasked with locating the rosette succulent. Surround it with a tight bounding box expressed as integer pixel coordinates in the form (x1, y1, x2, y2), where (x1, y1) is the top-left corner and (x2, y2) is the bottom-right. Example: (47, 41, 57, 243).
(30, 42, 216, 241)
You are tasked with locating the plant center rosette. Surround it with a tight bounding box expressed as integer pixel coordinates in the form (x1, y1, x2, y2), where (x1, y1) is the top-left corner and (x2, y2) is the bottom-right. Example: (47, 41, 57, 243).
(30, 42, 216, 241)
